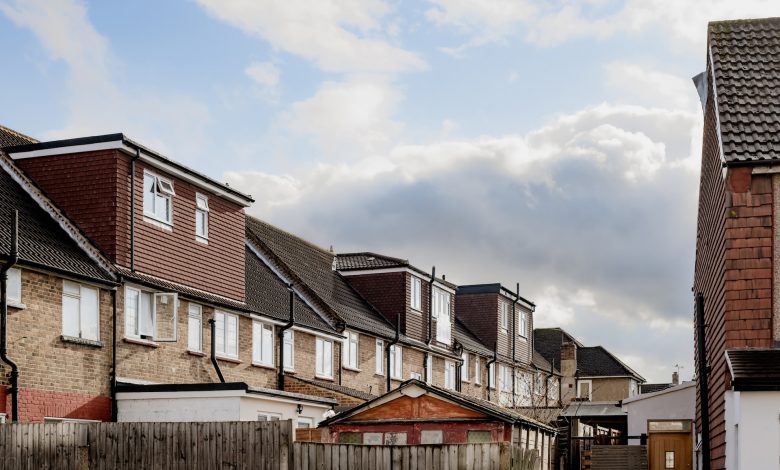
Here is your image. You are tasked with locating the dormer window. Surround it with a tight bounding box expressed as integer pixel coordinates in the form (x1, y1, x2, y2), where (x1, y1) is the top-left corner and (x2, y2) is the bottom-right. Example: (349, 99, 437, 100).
(143, 171, 174, 225)
(195, 194, 209, 240)
(499, 301, 509, 331)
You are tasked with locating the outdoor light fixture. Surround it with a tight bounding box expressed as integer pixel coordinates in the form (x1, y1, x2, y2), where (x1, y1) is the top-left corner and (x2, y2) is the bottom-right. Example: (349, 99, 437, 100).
(296, 404, 303, 415)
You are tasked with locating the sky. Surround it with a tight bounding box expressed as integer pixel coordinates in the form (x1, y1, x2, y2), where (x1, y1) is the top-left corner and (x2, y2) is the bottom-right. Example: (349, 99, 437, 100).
(2, 0, 780, 383)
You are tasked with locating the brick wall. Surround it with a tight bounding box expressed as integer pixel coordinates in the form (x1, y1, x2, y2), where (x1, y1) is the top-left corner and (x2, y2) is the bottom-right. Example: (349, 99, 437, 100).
(456, 293, 497, 352)
(344, 272, 405, 328)
(283, 376, 365, 407)
(0, 268, 113, 422)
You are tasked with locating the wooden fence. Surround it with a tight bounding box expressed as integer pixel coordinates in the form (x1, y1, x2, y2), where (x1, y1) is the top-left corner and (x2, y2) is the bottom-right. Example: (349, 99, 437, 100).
(293, 442, 540, 470)
(591, 445, 647, 470)
(0, 420, 293, 470)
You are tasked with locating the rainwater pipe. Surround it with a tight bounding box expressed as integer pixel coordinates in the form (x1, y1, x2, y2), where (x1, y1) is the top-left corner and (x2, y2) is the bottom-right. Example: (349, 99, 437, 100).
(0, 210, 20, 422)
(208, 317, 226, 383)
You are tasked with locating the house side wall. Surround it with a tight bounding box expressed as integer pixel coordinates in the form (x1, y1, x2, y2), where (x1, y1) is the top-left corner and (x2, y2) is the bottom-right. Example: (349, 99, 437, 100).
(456, 293, 498, 352)
(343, 272, 406, 333)
(589, 377, 631, 402)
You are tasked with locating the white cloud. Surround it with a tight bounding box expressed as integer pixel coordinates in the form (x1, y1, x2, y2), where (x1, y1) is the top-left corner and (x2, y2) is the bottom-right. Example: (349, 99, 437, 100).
(282, 78, 404, 156)
(605, 62, 699, 111)
(0, 0, 211, 160)
(197, 0, 425, 74)
(246, 61, 280, 89)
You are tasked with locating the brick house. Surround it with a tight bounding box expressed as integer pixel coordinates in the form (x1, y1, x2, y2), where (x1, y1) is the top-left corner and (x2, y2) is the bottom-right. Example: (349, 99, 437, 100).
(456, 284, 561, 419)
(692, 17, 780, 469)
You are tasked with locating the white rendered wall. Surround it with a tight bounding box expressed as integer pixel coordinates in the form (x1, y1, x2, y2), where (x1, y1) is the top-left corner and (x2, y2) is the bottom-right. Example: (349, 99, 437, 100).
(117, 393, 241, 422)
(239, 396, 331, 425)
(623, 384, 695, 445)
(726, 390, 780, 470)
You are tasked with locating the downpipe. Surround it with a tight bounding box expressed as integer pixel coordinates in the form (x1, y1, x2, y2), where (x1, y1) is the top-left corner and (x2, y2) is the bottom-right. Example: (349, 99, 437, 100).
(0, 210, 20, 422)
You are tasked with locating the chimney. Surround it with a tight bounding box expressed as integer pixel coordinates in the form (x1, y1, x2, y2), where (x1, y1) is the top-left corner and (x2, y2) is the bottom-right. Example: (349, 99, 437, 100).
(561, 341, 577, 377)
(672, 371, 679, 385)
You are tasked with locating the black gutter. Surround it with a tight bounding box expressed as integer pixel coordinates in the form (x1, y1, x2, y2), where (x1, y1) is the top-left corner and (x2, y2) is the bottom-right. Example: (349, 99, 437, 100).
(425, 266, 435, 383)
(0, 210, 20, 422)
(278, 286, 295, 390)
(208, 317, 226, 383)
(695, 292, 711, 470)
(110, 288, 118, 421)
(130, 149, 139, 272)
(487, 341, 497, 402)
(386, 316, 401, 393)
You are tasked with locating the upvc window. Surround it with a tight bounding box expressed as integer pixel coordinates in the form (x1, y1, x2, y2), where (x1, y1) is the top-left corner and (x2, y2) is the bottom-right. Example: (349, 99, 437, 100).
(475, 357, 481, 385)
(343, 331, 359, 369)
(257, 412, 282, 422)
(215, 311, 239, 358)
(125, 287, 178, 341)
(499, 302, 509, 331)
(577, 380, 593, 400)
(488, 362, 496, 389)
(461, 352, 469, 381)
(62, 281, 99, 341)
(389, 345, 403, 379)
(375, 339, 384, 375)
(143, 171, 174, 225)
(252, 321, 274, 366)
(518, 310, 528, 338)
(7, 268, 21, 306)
(426, 355, 432, 383)
(283, 330, 294, 371)
(499, 365, 511, 392)
(187, 303, 202, 352)
(195, 193, 209, 240)
(316, 337, 333, 378)
(411, 277, 422, 311)
(444, 360, 456, 390)
(433, 287, 451, 345)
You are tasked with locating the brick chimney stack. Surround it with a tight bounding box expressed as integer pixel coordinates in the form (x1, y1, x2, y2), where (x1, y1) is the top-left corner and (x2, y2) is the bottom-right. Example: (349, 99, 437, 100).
(672, 371, 679, 385)
(560, 341, 578, 402)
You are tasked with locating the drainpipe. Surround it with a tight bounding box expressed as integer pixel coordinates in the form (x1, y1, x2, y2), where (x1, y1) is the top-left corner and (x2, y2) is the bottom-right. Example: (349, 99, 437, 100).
(386, 316, 400, 393)
(424, 267, 435, 383)
(278, 286, 295, 390)
(130, 150, 139, 272)
(487, 341, 497, 402)
(696, 293, 711, 470)
(110, 288, 118, 421)
(208, 317, 226, 383)
(511, 283, 518, 407)
(0, 210, 20, 422)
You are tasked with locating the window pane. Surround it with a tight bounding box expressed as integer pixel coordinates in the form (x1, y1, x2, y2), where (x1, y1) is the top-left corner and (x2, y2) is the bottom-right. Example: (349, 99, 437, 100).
(215, 312, 225, 354)
(7, 268, 21, 303)
(125, 289, 139, 336)
(62, 295, 80, 337)
(261, 324, 273, 364)
(188, 305, 202, 352)
(283, 331, 294, 369)
(139, 292, 154, 337)
(196, 195, 208, 210)
(316, 338, 323, 374)
(80, 286, 99, 340)
(324, 340, 332, 376)
(475, 357, 481, 384)
(196, 211, 207, 237)
(143, 174, 155, 214)
(376, 340, 384, 374)
(227, 315, 238, 356)
(461, 353, 469, 381)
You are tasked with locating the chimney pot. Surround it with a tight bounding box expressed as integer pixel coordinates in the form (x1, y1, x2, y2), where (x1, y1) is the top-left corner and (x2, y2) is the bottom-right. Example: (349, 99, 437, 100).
(672, 371, 679, 385)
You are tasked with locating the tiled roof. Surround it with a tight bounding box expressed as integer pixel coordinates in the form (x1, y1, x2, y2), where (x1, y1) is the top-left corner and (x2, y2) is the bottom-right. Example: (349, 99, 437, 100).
(245, 216, 396, 338)
(454, 319, 493, 356)
(726, 348, 780, 390)
(532, 350, 556, 373)
(289, 376, 377, 402)
(335, 252, 408, 271)
(0, 155, 115, 283)
(116, 266, 247, 311)
(245, 246, 337, 334)
(640, 383, 673, 394)
(0, 125, 37, 147)
(709, 17, 780, 163)
(578, 346, 644, 382)
(533, 328, 581, 369)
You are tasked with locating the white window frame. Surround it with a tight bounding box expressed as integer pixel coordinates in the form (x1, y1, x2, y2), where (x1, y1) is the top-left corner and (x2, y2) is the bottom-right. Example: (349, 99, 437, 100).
(252, 320, 274, 366)
(62, 280, 100, 341)
(283, 330, 294, 371)
(375, 339, 384, 375)
(297, 417, 315, 428)
(426, 355, 433, 384)
(488, 362, 496, 389)
(124, 286, 178, 342)
(410, 372, 422, 380)
(316, 337, 333, 379)
(6, 268, 22, 307)
(433, 287, 452, 345)
(143, 170, 175, 225)
(518, 310, 528, 338)
(390, 345, 403, 380)
(0, 413, 5, 424)
(475, 356, 481, 385)
(499, 364, 512, 392)
(461, 352, 469, 382)
(577, 379, 593, 400)
(257, 412, 282, 422)
(499, 302, 509, 331)
(187, 303, 203, 353)
(195, 193, 209, 241)
(411, 276, 422, 311)
(215, 311, 239, 359)
(343, 331, 359, 369)
(444, 360, 456, 390)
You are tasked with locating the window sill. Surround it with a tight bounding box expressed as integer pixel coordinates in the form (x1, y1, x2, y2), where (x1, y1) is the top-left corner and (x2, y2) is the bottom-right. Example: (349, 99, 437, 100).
(409, 308, 422, 314)
(252, 362, 275, 370)
(143, 216, 173, 231)
(315, 375, 334, 382)
(123, 337, 159, 348)
(217, 355, 242, 364)
(187, 350, 206, 357)
(342, 365, 361, 373)
(374, 373, 385, 378)
(195, 236, 208, 245)
(7, 301, 25, 310)
(61, 335, 103, 348)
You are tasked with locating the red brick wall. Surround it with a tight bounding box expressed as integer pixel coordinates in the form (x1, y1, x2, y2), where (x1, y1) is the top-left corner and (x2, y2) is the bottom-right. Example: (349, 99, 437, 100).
(16, 150, 246, 301)
(283, 376, 366, 407)
(1, 388, 112, 422)
(694, 59, 775, 469)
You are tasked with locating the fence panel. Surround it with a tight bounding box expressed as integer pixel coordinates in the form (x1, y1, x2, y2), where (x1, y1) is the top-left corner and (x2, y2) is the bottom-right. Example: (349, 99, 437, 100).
(0, 420, 292, 470)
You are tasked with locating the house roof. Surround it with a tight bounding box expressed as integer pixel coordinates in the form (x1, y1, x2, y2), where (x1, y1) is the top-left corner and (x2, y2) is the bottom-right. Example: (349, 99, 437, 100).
(0, 125, 37, 147)
(335, 252, 457, 289)
(0, 153, 115, 284)
(288, 376, 377, 402)
(456, 283, 535, 308)
(708, 17, 780, 164)
(532, 350, 556, 373)
(115, 381, 338, 406)
(244, 245, 337, 335)
(622, 381, 695, 405)
(533, 328, 581, 370)
(726, 348, 780, 391)
(245, 216, 396, 339)
(561, 401, 626, 418)
(578, 346, 645, 382)
(640, 383, 674, 394)
(454, 319, 494, 356)
(320, 379, 554, 432)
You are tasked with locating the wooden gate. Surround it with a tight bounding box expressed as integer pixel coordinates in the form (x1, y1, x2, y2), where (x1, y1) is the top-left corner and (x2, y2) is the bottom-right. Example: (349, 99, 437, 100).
(648, 432, 692, 470)
(590, 445, 647, 470)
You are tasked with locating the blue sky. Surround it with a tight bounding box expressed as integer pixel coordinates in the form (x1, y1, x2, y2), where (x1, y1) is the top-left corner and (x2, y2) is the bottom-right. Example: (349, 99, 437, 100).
(2, 0, 780, 383)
